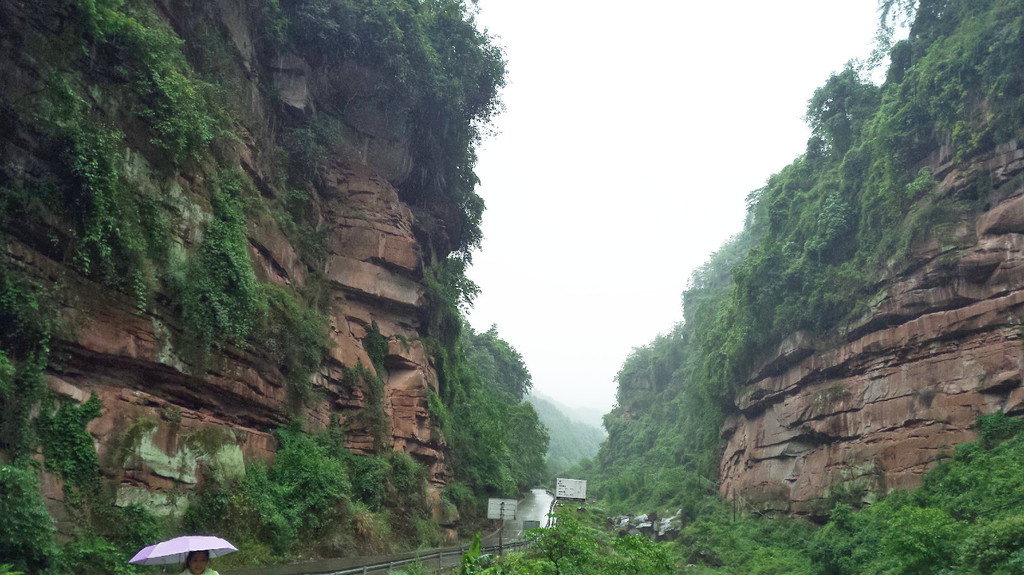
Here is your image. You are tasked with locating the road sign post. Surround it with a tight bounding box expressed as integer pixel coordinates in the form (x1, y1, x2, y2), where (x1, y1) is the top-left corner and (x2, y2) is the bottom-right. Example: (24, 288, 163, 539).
(555, 478, 587, 501)
(487, 498, 518, 520)
(487, 498, 517, 555)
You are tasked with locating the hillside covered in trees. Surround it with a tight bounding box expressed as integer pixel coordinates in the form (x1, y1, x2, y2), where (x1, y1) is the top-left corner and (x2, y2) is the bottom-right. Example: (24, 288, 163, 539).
(526, 394, 604, 478)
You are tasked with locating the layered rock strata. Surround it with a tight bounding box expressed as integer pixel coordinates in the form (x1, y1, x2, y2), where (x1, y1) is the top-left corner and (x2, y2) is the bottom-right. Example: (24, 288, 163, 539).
(720, 140, 1024, 518)
(0, 0, 447, 524)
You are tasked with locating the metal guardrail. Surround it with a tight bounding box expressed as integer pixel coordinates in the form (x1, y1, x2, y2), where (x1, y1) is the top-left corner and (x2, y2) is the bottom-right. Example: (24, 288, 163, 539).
(306, 539, 532, 575)
(222, 539, 533, 575)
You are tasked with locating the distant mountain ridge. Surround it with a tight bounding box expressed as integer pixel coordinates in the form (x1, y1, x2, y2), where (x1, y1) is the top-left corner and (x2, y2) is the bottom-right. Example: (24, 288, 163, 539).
(533, 394, 608, 430)
(527, 394, 606, 477)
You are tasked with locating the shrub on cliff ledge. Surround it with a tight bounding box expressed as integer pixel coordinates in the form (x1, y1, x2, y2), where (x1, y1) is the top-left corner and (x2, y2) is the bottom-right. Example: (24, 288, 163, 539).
(33, 77, 152, 301)
(183, 425, 443, 557)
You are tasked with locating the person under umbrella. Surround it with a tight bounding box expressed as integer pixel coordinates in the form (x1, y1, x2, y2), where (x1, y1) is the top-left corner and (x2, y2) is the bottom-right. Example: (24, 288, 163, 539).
(181, 550, 219, 575)
(129, 535, 236, 572)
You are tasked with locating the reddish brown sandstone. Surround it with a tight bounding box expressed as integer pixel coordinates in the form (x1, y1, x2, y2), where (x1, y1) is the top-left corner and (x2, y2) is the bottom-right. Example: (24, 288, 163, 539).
(0, 0, 447, 521)
(720, 140, 1024, 518)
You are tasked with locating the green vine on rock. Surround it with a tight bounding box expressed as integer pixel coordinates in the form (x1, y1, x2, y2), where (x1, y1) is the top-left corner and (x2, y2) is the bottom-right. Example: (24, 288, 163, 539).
(0, 266, 54, 460)
(35, 393, 103, 495)
(180, 172, 264, 355)
(68, 0, 223, 165)
(35, 76, 151, 303)
(357, 323, 391, 452)
(0, 465, 59, 571)
(252, 284, 331, 409)
(349, 363, 390, 453)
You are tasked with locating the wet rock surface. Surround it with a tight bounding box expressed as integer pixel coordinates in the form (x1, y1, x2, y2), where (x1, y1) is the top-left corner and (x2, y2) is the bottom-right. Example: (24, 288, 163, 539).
(720, 140, 1024, 518)
(0, 0, 446, 522)
(609, 509, 683, 542)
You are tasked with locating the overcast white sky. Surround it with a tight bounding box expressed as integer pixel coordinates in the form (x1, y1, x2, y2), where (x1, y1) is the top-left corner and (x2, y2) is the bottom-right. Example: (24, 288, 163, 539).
(465, 1, 887, 414)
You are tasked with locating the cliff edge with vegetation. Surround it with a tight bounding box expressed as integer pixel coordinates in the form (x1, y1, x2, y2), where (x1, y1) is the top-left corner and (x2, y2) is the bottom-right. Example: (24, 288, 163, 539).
(0, 0, 547, 570)
(580, 0, 1024, 520)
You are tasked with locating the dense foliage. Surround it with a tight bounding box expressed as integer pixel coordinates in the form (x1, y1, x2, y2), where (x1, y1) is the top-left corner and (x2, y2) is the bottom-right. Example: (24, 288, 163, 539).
(582, 0, 1024, 517)
(1, 403, 447, 572)
(0, 466, 58, 572)
(179, 173, 265, 352)
(432, 321, 549, 528)
(667, 412, 1024, 574)
(0, 386, 161, 574)
(485, 413, 1024, 575)
(453, 507, 674, 575)
(0, 266, 54, 461)
(181, 424, 442, 561)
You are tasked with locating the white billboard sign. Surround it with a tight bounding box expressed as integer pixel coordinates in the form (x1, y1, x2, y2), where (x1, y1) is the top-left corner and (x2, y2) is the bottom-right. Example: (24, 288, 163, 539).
(556, 478, 587, 501)
(487, 498, 518, 520)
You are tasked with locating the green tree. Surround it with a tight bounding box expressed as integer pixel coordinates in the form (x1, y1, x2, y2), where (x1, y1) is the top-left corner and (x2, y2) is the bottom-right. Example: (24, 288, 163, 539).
(465, 325, 532, 401)
(611, 534, 674, 574)
(180, 179, 264, 350)
(806, 67, 881, 159)
(528, 513, 601, 575)
(960, 515, 1024, 574)
(878, 506, 964, 574)
(0, 466, 57, 572)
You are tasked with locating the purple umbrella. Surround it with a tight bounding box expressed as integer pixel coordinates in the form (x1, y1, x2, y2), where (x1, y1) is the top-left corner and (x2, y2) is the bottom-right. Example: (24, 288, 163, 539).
(128, 535, 237, 565)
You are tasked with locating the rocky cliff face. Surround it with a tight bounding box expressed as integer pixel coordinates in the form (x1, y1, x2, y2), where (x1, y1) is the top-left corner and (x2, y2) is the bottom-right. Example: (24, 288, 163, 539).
(720, 140, 1024, 518)
(0, 0, 447, 524)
